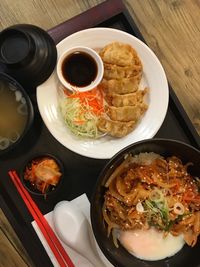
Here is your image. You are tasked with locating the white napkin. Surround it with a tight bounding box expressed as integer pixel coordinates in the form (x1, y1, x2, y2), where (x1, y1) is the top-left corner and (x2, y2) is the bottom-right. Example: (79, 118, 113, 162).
(31, 194, 114, 267)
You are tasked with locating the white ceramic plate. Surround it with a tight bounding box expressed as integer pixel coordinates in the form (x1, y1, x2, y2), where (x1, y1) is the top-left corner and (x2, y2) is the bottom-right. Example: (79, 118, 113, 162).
(36, 28, 169, 159)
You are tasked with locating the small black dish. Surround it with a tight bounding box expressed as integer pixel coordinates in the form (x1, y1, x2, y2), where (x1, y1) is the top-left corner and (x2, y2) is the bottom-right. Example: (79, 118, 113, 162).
(91, 138, 200, 267)
(0, 72, 34, 156)
(21, 153, 64, 199)
(0, 24, 57, 88)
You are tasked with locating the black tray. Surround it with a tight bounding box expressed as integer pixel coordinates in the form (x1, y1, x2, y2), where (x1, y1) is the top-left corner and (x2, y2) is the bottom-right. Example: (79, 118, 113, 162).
(0, 1, 199, 267)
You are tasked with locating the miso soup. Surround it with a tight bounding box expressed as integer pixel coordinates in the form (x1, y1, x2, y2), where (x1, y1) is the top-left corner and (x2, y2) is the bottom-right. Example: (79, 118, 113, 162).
(0, 80, 28, 150)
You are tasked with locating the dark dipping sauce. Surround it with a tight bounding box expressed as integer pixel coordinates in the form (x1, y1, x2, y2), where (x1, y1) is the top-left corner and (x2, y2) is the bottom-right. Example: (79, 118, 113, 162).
(61, 51, 98, 87)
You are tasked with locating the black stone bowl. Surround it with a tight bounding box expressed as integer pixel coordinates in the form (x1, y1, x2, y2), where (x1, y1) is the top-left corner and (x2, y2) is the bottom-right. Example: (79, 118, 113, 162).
(0, 72, 34, 156)
(21, 153, 64, 199)
(91, 138, 200, 267)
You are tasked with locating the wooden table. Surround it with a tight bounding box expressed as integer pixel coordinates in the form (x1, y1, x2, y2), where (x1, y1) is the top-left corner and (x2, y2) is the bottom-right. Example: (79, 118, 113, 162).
(0, 0, 199, 266)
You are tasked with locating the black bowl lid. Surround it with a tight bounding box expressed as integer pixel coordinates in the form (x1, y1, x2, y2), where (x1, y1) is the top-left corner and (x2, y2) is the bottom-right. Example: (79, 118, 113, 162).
(0, 24, 57, 88)
(0, 28, 35, 66)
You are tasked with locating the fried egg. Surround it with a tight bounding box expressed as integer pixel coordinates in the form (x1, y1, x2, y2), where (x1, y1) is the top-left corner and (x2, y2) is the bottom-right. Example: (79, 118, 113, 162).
(119, 227, 185, 261)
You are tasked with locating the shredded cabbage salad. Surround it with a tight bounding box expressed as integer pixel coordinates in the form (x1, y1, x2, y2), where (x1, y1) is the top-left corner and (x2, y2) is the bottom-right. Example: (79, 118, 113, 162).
(59, 88, 104, 138)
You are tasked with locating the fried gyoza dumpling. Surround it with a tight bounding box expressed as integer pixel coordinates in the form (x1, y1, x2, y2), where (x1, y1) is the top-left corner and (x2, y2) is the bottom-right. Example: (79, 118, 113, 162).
(97, 117, 136, 138)
(107, 103, 148, 122)
(106, 88, 148, 107)
(103, 63, 142, 80)
(101, 76, 141, 95)
(99, 42, 142, 67)
(96, 41, 148, 138)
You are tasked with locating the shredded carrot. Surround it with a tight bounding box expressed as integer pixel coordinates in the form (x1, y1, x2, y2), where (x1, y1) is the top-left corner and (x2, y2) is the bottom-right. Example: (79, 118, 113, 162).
(65, 87, 104, 116)
(63, 89, 72, 97)
(73, 120, 85, 125)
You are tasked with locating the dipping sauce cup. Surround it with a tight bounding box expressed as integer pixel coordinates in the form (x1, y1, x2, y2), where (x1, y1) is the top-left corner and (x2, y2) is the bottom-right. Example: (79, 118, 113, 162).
(56, 46, 104, 92)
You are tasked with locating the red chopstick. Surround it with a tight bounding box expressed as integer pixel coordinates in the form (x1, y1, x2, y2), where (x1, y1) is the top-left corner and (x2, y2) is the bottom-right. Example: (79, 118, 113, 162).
(8, 170, 75, 267)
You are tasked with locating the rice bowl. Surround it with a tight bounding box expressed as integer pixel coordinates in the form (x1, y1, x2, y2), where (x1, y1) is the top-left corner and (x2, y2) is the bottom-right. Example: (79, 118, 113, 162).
(91, 138, 200, 267)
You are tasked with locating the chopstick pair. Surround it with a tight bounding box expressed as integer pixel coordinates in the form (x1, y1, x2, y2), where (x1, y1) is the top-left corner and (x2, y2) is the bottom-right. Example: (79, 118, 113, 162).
(8, 170, 75, 267)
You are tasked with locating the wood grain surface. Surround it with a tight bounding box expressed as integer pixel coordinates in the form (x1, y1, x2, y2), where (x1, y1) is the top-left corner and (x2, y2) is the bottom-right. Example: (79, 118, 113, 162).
(0, 0, 199, 266)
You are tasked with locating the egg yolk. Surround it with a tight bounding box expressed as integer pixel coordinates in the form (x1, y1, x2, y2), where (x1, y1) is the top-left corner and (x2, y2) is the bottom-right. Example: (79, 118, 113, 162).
(119, 228, 185, 261)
